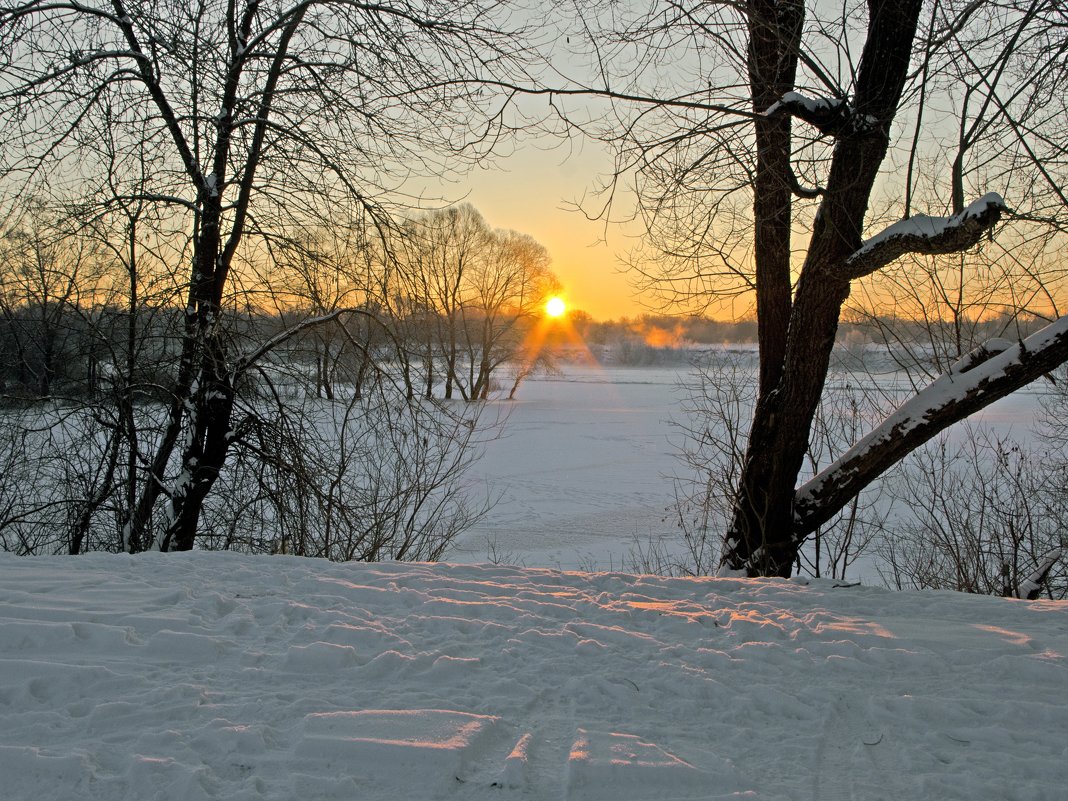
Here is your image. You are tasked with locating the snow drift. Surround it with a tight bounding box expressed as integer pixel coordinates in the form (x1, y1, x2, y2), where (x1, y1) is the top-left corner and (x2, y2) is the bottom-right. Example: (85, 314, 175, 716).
(1, 552, 1065, 800)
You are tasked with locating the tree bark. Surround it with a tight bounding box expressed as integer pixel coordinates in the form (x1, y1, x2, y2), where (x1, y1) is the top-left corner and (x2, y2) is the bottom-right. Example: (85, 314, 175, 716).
(747, 0, 804, 399)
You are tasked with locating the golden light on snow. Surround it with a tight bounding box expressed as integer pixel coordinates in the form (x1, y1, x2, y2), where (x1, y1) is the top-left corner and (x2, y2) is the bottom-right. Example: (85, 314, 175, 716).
(545, 296, 566, 318)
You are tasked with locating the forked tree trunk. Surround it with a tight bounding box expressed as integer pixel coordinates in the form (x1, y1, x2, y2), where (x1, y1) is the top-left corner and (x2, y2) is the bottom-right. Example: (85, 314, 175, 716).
(721, 0, 1041, 577)
(724, 0, 925, 576)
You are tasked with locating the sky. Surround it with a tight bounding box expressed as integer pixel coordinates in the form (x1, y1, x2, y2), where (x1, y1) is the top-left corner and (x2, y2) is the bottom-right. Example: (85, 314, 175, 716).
(435, 134, 643, 322)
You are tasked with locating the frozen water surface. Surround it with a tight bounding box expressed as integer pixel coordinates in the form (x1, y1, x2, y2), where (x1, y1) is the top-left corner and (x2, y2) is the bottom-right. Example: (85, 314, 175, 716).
(455, 363, 1049, 571)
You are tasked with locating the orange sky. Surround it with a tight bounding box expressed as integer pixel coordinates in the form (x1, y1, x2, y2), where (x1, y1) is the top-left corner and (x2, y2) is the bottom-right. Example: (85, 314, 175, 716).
(444, 142, 641, 321)
(442, 143, 1068, 325)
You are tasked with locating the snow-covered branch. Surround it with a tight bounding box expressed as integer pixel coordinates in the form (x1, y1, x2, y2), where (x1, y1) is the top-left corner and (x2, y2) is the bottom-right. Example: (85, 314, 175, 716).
(763, 91, 852, 136)
(1017, 548, 1064, 600)
(788, 167, 823, 199)
(793, 314, 1068, 538)
(842, 194, 1007, 279)
(948, 338, 1014, 375)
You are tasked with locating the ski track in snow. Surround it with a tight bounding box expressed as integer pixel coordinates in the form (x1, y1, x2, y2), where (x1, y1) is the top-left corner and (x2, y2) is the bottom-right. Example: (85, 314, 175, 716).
(2, 552, 1067, 800)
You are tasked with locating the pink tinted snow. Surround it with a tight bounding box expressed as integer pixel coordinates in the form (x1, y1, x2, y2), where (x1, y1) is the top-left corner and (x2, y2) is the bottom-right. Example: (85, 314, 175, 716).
(2, 553, 1067, 800)
(302, 709, 498, 750)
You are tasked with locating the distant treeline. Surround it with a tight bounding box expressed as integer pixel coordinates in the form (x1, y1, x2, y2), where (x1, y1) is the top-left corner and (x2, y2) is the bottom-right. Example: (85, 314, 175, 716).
(571, 311, 1049, 347)
(3, 300, 1053, 397)
(570, 313, 756, 348)
(0, 302, 280, 400)
(0, 301, 536, 402)
(558, 311, 1052, 367)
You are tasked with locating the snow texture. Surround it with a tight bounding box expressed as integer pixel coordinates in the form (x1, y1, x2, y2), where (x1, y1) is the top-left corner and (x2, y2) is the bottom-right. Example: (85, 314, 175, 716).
(2, 551, 1066, 800)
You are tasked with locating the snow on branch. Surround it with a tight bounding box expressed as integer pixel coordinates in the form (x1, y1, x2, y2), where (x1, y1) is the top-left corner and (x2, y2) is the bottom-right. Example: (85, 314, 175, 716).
(763, 91, 852, 136)
(1016, 548, 1064, 600)
(793, 313, 1068, 537)
(949, 338, 1014, 375)
(842, 194, 1007, 279)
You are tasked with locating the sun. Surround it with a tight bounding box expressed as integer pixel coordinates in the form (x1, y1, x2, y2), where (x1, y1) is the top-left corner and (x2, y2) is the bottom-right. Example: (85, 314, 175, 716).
(545, 296, 566, 318)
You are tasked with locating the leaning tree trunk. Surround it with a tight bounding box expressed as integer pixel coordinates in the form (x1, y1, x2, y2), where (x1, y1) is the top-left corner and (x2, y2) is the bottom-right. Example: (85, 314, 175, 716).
(792, 317, 1068, 540)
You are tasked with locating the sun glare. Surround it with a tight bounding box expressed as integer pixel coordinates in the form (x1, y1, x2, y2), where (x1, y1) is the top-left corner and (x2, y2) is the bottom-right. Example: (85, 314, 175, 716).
(545, 296, 566, 318)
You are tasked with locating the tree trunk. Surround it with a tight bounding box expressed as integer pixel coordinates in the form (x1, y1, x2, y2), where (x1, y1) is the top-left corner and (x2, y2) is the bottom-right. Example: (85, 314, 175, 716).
(153, 151, 235, 551)
(747, 0, 804, 400)
(164, 333, 236, 552)
(724, 0, 925, 576)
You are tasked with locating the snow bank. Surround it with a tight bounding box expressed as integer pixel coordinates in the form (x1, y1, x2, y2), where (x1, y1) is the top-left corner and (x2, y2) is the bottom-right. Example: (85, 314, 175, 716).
(1, 552, 1066, 800)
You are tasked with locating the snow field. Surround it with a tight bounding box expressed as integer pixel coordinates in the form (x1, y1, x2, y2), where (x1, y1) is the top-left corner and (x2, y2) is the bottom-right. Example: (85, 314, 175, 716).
(455, 367, 691, 569)
(455, 363, 1049, 577)
(2, 551, 1067, 800)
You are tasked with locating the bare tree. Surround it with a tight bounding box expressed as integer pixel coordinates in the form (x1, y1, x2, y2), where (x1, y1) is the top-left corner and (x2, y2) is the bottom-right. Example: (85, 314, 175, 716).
(263, 215, 390, 401)
(390, 204, 557, 401)
(0, 0, 530, 552)
(878, 426, 1068, 599)
(395, 205, 492, 400)
(0, 207, 108, 397)
(0, 212, 496, 559)
(559, 0, 1068, 576)
(460, 229, 556, 400)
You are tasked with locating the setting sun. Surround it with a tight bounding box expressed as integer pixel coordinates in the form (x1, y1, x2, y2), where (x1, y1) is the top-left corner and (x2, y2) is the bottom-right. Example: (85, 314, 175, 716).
(545, 296, 566, 318)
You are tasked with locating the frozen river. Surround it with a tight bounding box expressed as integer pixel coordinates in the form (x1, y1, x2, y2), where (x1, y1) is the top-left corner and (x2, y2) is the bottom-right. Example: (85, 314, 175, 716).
(452, 365, 687, 570)
(451, 360, 1052, 575)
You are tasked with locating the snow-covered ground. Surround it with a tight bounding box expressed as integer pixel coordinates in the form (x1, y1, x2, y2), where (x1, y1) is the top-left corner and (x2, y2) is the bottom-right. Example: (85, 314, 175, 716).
(2, 551, 1066, 800)
(454, 363, 1049, 573)
(4, 363, 1063, 799)
(454, 366, 689, 570)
